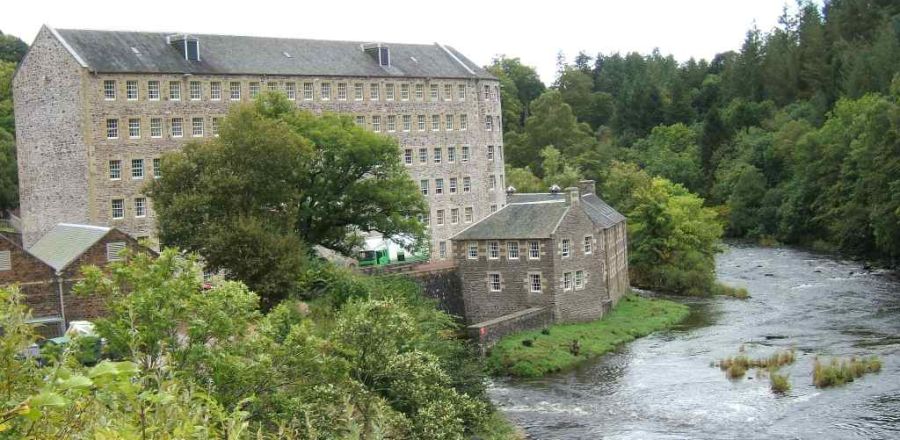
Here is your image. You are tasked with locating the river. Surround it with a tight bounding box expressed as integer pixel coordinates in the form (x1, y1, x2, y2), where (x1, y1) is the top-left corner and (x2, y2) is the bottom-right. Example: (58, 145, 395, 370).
(489, 243, 900, 439)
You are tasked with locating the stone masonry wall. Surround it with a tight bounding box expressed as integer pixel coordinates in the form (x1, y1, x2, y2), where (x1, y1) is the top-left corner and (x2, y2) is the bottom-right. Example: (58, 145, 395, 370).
(550, 202, 610, 323)
(13, 27, 90, 247)
(467, 306, 553, 353)
(0, 236, 58, 318)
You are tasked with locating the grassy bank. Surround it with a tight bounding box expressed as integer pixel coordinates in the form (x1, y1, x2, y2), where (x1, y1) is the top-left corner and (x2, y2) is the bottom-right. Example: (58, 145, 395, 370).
(475, 411, 526, 440)
(486, 294, 690, 377)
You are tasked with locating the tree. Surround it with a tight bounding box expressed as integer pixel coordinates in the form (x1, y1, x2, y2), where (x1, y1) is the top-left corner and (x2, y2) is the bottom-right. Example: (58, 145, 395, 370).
(539, 146, 583, 189)
(486, 56, 545, 131)
(0, 128, 16, 211)
(507, 91, 596, 172)
(148, 93, 426, 306)
(0, 61, 15, 134)
(0, 31, 27, 63)
(631, 123, 703, 194)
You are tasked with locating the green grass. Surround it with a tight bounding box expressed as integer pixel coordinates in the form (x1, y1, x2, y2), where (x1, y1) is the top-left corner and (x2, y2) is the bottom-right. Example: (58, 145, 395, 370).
(770, 372, 791, 394)
(712, 282, 750, 299)
(486, 294, 690, 377)
(813, 356, 882, 388)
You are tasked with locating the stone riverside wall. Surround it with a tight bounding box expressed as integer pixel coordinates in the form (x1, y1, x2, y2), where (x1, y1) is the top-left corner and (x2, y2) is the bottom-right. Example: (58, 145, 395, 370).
(466, 307, 553, 354)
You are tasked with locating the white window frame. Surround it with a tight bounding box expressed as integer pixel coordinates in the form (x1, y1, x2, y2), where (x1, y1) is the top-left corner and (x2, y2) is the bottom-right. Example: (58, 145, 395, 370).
(461, 145, 470, 162)
(150, 118, 162, 138)
(443, 83, 452, 101)
(128, 118, 140, 139)
(463, 176, 471, 193)
(303, 82, 314, 100)
(418, 148, 427, 163)
(529, 241, 540, 260)
(337, 83, 347, 100)
(103, 80, 116, 100)
(230, 82, 241, 100)
(400, 83, 410, 100)
(111, 199, 125, 219)
(448, 146, 456, 163)
(433, 147, 442, 164)
(192, 117, 204, 137)
(564, 272, 573, 291)
(369, 83, 379, 100)
(562, 238, 571, 258)
(420, 179, 429, 196)
(249, 82, 261, 98)
(449, 177, 458, 194)
(439, 241, 447, 259)
(404, 149, 413, 165)
(429, 83, 439, 100)
(131, 158, 144, 180)
(445, 114, 454, 131)
(417, 115, 426, 131)
(153, 158, 161, 179)
(211, 117, 220, 136)
(402, 115, 411, 132)
(431, 114, 440, 131)
(109, 160, 121, 180)
(488, 241, 500, 259)
(436, 209, 445, 226)
(385, 83, 395, 100)
(415, 83, 424, 100)
(467, 241, 478, 259)
(584, 236, 593, 254)
(371, 115, 381, 132)
(575, 270, 585, 290)
(148, 80, 160, 100)
(488, 273, 502, 292)
(530, 273, 542, 293)
(354, 83, 364, 100)
(387, 115, 396, 132)
(171, 117, 183, 137)
(285, 82, 296, 100)
(464, 206, 473, 222)
(106, 119, 119, 139)
(210, 81, 221, 100)
(458, 84, 466, 100)
(190, 81, 201, 100)
(320, 82, 331, 101)
(126, 80, 138, 100)
(435, 178, 444, 195)
(507, 241, 519, 259)
(134, 197, 147, 218)
(169, 81, 181, 101)
(451, 207, 459, 224)
(460, 114, 468, 131)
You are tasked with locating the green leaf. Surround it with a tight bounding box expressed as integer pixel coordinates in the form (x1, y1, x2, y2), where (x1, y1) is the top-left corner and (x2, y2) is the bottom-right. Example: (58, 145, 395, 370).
(57, 374, 94, 391)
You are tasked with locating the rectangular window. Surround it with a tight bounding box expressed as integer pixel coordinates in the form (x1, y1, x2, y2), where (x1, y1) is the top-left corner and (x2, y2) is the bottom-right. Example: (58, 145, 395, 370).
(169, 81, 181, 100)
(458, 84, 466, 100)
(418, 148, 427, 163)
(126, 80, 138, 100)
(135, 197, 146, 218)
(460, 114, 468, 131)
(436, 209, 445, 226)
(467, 242, 478, 259)
(484, 85, 491, 101)
(337, 83, 347, 100)
(128, 118, 140, 138)
(487, 145, 495, 160)
(190, 81, 201, 100)
(171, 117, 183, 137)
(210, 81, 221, 100)
(150, 118, 162, 138)
(491, 204, 498, 213)
(250, 82, 261, 98)
(369, 83, 380, 100)
(402, 115, 411, 132)
(230, 82, 241, 100)
(564, 272, 573, 291)
(464, 206, 473, 223)
(109, 160, 121, 180)
(371, 115, 381, 132)
(267, 81, 279, 92)
(303, 82, 313, 100)
(485, 115, 493, 131)
(461, 145, 470, 162)
(439, 241, 447, 259)
(212, 117, 220, 136)
(111, 199, 124, 219)
(433, 148, 442, 164)
(489, 273, 501, 292)
(400, 83, 410, 100)
(354, 83, 363, 100)
(529, 241, 540, 259)
(415, 83, 424, 100)
(489, 174, 496, 190)
(192, 117, 204, 137)
(385, 83, 395, 100)
(507, 241, 519, 259)
(575, 270, 585, 289)
(449, 177, 458, 194)
(530, 273, 542, 293)
(285, 82, 296, 100)
(404, 149, 413, 165)
(562, 239, 571, 257)
(320, 82, 331, 100)
(431, 114, 440, 131)
(488, 241, 500, 259)
(355, 115, 366, 127)
(584, 236, 593, 254)
(448, 146, 456, 163)
(420, 179, 429, 195)
(0, 251, 10, 272)
(444, 84, 452, 100)
(106, 119, 118, 139)
(446, 114, 454, 131)
(417, 115, 426, 131)
(463, 176, 471, 193)
(387, 115, 396, 132)
(148, 80, 160, 100)
(131, 158, 144, 179)
(153, 158, 161, 178)
(104, 80, 116, 100)
(435, 178, 444, 195)
(429, 84, 439, 100)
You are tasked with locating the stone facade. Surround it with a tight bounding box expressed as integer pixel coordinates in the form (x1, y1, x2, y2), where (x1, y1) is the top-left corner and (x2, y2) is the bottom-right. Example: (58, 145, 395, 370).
(452, 184, 629, 326)
(14, 28, 505, 257)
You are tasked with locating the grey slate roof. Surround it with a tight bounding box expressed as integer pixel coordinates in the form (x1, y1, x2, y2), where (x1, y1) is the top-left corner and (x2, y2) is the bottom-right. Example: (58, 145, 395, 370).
(452, 201, 570, 240)
(53, 28, 494, 79)
(581, 194, 627, 228)
(28, 224, 111, 271)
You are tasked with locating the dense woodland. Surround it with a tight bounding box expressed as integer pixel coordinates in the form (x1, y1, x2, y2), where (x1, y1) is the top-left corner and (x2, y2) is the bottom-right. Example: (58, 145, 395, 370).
(496, 0, 900, 294)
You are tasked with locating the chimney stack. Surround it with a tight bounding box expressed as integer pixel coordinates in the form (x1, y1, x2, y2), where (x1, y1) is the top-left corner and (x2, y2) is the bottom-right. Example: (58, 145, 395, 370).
(577, 180, 596, 196)
(565, 187, 580, 206)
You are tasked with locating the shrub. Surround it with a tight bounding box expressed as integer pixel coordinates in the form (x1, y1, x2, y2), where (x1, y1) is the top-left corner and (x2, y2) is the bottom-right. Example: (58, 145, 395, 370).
(813, 356, 882, 388)
(770, 372, 791, 394)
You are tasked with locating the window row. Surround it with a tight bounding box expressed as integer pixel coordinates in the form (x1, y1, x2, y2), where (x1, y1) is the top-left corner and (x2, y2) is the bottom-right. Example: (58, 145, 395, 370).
(418, 174, 504, 196)
(102, 79, 500, 103)
(105, 116, 221, 140)
(354, 114, 473, 133)
(403, 145, 502, 165)
(467, 240, 545, 260)
(560, 236, 595, 258)
(482, 272, 546, 293)
(108, 158, 162, 181)
(110, 197, 149, 219)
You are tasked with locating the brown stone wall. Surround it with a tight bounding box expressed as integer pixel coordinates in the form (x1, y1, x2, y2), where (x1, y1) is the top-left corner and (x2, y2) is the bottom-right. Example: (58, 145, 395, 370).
(467, 306, 552, 354)
(550, 204, 610, 323)
(0, 236, 59, 319)
(13, 27, 91, 247)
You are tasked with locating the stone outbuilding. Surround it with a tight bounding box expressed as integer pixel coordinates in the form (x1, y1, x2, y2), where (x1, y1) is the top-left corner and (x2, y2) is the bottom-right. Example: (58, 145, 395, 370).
(451, 181, 628, 331)
(0, 223, 149, 336)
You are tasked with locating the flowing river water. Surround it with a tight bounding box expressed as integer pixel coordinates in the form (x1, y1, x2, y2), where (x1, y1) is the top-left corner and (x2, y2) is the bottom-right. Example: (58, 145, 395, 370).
(489, 244, 900, 439)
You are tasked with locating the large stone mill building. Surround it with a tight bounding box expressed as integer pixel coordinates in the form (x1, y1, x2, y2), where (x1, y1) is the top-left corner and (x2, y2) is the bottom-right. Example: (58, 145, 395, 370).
(13, 26, 505, 255)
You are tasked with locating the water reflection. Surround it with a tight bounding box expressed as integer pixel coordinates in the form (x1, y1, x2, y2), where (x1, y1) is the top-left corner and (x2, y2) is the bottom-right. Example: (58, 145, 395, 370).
(490, 244, 900, 439)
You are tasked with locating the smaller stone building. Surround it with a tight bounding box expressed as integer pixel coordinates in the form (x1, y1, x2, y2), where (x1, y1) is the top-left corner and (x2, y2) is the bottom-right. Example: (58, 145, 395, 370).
(0, 223, 148, 336)
(451, 181, 628, 329)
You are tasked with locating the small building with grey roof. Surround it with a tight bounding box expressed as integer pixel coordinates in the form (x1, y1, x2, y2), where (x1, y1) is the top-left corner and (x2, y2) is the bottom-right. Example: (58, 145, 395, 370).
(451, 180, 628, 327)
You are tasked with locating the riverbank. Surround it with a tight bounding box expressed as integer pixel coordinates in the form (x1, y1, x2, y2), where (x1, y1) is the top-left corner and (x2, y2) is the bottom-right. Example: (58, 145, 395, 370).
(486, 294, 690, 377)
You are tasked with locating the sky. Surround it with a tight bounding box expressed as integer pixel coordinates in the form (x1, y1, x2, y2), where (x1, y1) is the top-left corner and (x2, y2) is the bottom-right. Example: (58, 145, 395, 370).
(2, 0, 808, 83)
